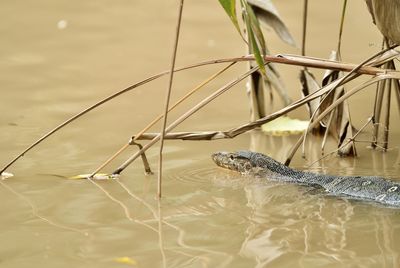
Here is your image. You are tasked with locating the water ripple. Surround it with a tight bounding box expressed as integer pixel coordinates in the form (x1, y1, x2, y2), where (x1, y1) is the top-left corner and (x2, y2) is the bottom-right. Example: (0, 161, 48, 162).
(168, 167, 219, 185)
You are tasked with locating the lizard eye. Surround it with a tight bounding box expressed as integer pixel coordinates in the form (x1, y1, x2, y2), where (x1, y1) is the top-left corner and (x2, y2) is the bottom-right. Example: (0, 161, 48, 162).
(229, 155, 234, 160)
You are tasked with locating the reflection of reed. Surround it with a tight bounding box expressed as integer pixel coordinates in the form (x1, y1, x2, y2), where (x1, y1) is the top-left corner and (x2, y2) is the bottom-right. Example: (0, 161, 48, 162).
(371, 213, 400, 268)
(90, 176, 237, 267)
(157, 201, 167, 268)
(240, 184, 356, 266)
(87, 179, 133, 221)
(90, 179, 205, 265)
(239, 177, 400, 267)
(0, 179, 88, 235)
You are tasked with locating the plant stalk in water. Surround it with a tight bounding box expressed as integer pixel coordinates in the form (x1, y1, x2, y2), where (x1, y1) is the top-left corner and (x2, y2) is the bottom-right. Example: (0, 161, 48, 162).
(111, 66, 260, 175)
(0, 53, 395, 175)
(157, 0, 184, 198)
(88, 63, 235, 177)
(301, 0, 308, 57)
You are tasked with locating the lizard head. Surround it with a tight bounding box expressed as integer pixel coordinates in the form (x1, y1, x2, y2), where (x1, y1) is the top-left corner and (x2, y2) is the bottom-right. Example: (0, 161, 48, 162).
(211, 151, 255, 174)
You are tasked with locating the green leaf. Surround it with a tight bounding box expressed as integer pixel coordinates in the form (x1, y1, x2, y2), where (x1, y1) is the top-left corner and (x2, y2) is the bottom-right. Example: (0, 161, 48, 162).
(218, 0, 242, 38)
(247, 0, 296, 46)
(244, 0, 266, 55)
(244, 11, 266, 76)
(240, 0, 266, 75)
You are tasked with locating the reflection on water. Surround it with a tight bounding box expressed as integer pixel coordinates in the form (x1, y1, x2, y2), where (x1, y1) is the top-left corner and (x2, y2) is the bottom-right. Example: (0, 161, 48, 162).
(1, 143, 400, 268)
(242, 184, 375, 267)
(1, 0, 400, 267)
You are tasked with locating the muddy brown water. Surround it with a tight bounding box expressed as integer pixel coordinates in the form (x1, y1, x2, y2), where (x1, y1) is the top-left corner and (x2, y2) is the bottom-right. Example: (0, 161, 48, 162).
(1, 1, 400, 267)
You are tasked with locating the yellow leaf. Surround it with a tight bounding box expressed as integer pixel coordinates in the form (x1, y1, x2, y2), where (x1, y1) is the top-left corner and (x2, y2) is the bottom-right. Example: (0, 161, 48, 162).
(261, 116, 309, 136)
(114, 257, 137, 266)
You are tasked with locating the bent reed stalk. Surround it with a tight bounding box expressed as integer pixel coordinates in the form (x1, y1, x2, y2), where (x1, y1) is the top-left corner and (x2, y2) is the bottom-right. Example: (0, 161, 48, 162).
(89, 63, 236, 177)
(1, 52, 397, 175)
(112, 66, 261, 175)
(285, 71, 400, 165)
(300, 45, 397, 158)
(126, 73, 397, 158)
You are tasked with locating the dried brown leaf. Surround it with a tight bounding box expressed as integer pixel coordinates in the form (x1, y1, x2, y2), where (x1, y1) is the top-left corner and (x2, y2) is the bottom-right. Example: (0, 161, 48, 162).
(320, 51, 355, 156)
(367, 0, 400, 44)
(247, 0, 296, 46)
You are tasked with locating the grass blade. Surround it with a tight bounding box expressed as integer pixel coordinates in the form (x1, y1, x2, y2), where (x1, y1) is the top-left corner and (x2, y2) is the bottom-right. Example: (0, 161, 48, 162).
(218, 0, 245, 41)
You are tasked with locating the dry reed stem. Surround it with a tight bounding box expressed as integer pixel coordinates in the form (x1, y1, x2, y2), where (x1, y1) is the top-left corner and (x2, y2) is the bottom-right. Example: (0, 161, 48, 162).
(158, 0, 185, 198)
(321, 102, 336, 155)
(89, 141, 152, 179)
(337, 0, 347, 53)
(112, 66, 260, 175)
(89, 143, 131, 178)
(306, 117, 373, 168)
(129, 78, 356, 142)
(128, 73, 399, 143)
(285, 72, 398, 165)
(1, 52, 397, 174)
(301, 0, 308, 57)
(383, 59, 397, 150)
(123, 50, 398, 154)
(319, 0, 353, 156)
(371, 67, 387, 148)
(0, 59, 238, 175)
(300, 73, 359, 157)
(393, 78, 400, 117)
(300, 45, 397, 160)
(383, 79, 392, 150)
(134, 63, 235, 141)
(88, 63, 235, 177)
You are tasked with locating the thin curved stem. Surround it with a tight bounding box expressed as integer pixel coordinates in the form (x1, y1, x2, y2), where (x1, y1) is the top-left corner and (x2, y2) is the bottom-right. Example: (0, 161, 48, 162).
(88, 63, 236, 178)
(0, 53, 394, 174)
(300, 44, 398, 159)
(286, 73, 396, 166)
(307, 117, 372, 168)
(112, 66, 260, 175)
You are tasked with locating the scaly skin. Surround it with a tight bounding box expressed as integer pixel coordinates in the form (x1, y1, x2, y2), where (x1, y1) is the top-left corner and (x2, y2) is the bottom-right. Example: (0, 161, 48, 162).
(212, 151, 400, 207)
